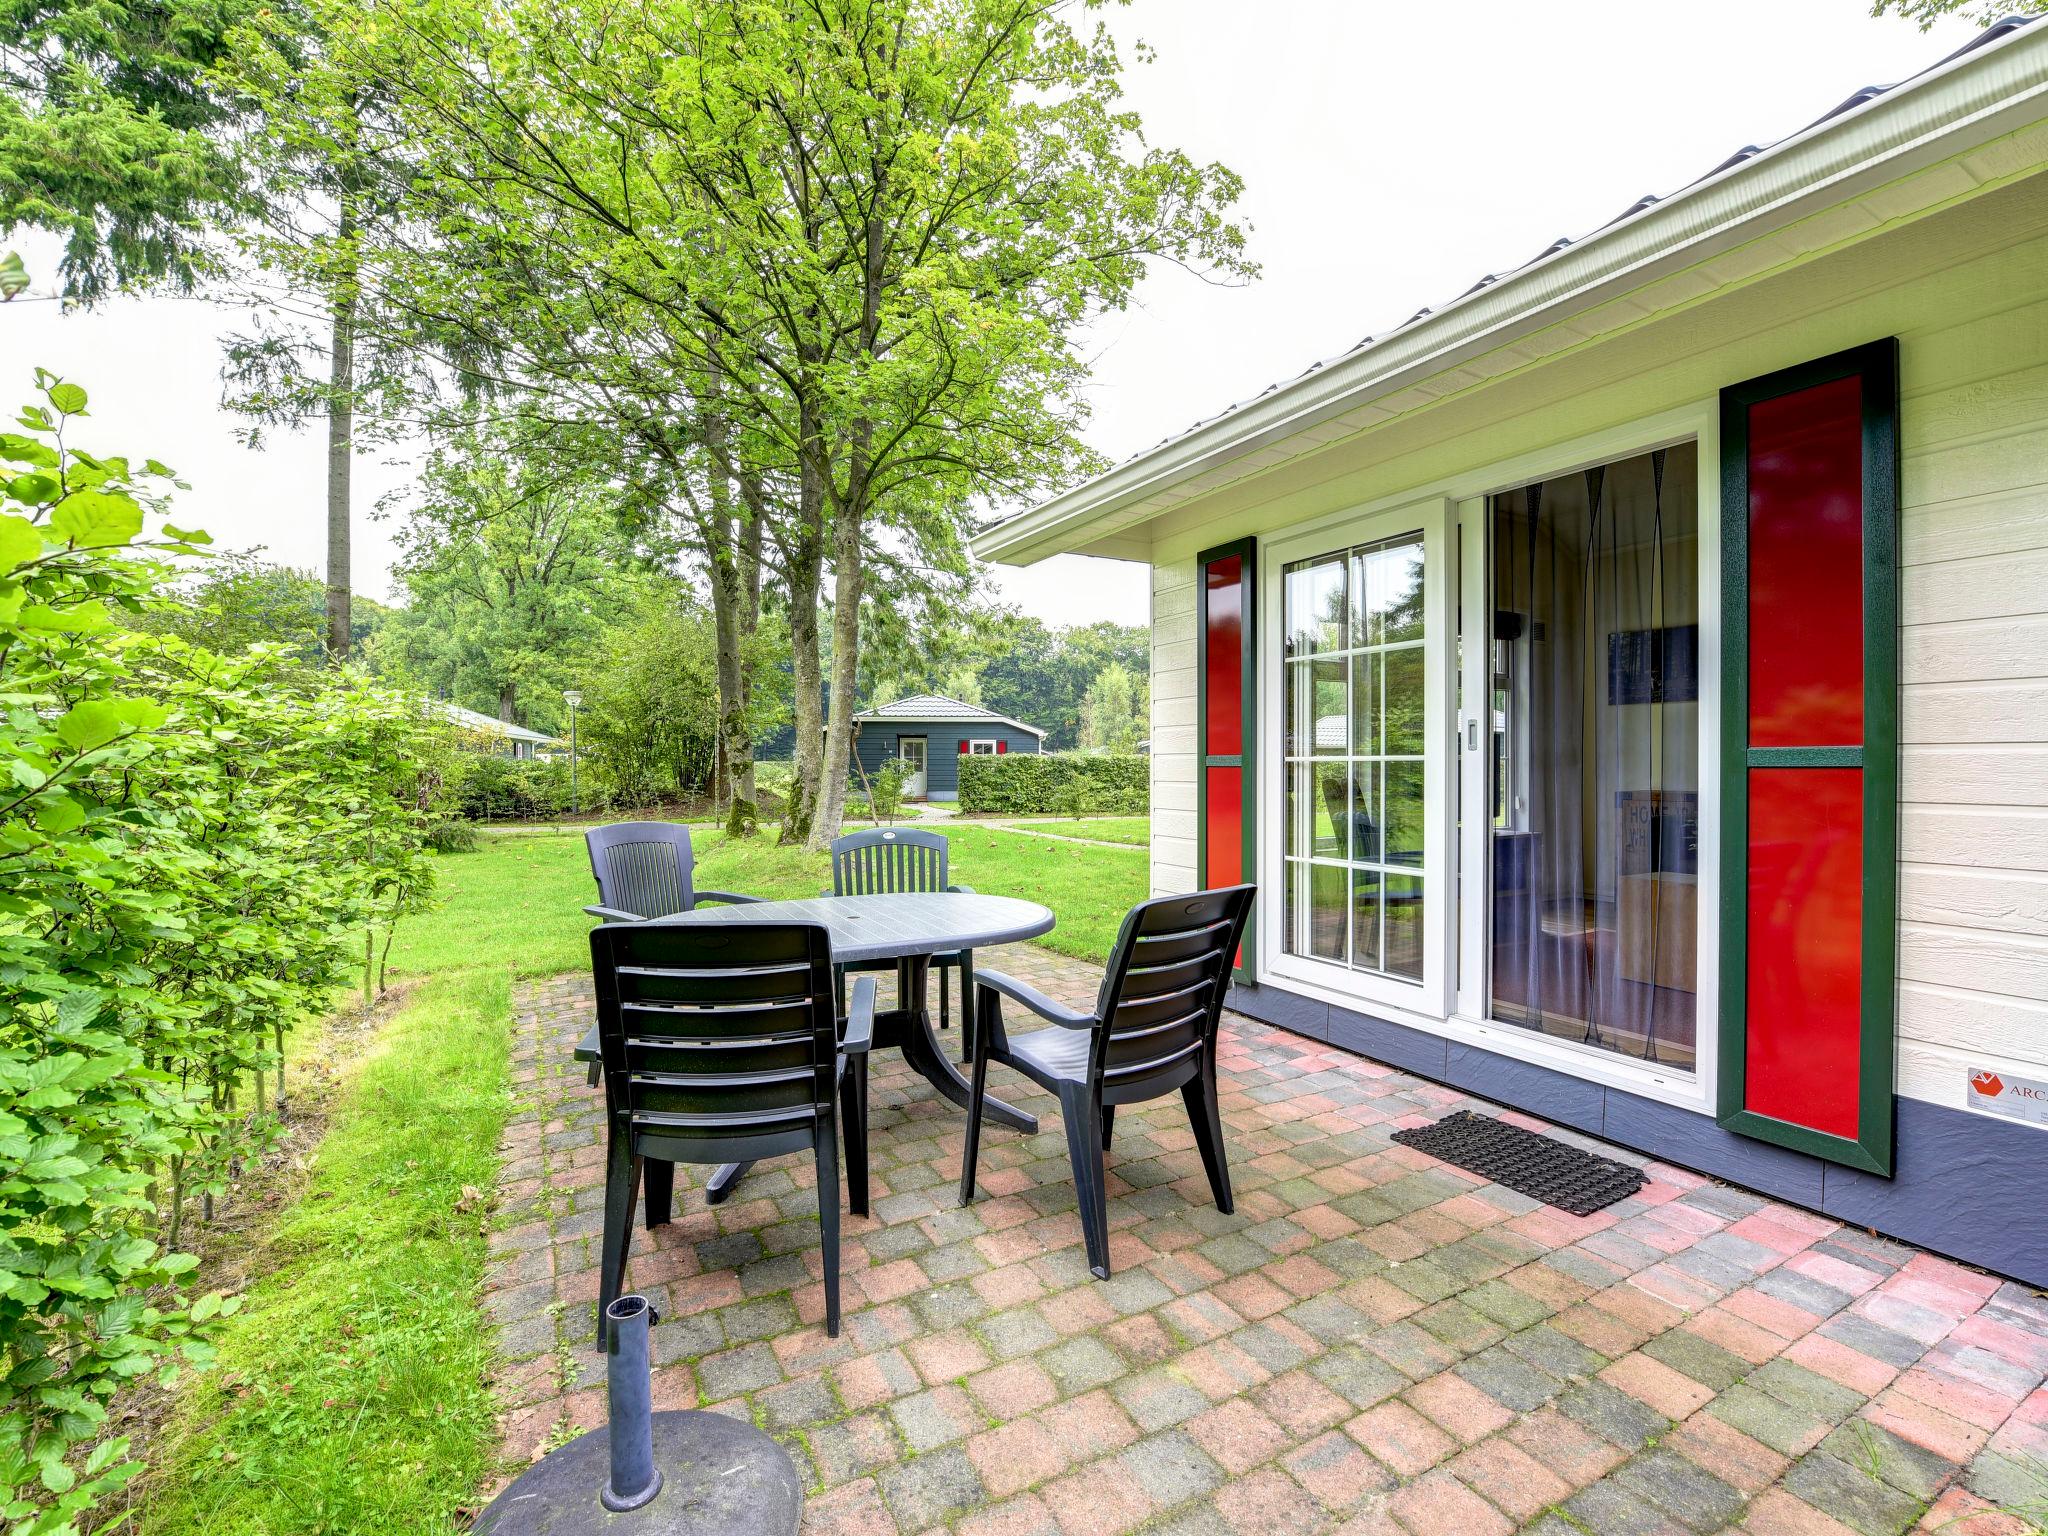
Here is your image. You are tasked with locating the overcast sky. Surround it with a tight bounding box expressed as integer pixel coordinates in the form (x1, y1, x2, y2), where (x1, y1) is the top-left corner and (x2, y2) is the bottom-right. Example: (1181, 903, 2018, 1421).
(3, 0, 1973, 628)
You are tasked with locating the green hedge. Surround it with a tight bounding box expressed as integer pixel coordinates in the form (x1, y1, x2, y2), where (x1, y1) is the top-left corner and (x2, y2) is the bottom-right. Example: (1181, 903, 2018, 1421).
(957, 751, 1148, 816)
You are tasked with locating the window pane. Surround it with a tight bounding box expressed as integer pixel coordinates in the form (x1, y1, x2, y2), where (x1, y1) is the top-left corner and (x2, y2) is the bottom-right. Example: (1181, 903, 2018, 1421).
(1357, 539, 1425, 645)
(1384, 875, 1424, 979)
(1285, 557, 1346, 657)
(1310, 660, 1347, 755)
(1352, 651, 1380, 756)
(1384, 646, 1425, 755)
(1384, 760, 1424, 867)
(1312, 762, 1347, 859)
(1307, 862, 1347, 962)
(1348, 761, 1380, 864)
(1351, 868, 1382, 973)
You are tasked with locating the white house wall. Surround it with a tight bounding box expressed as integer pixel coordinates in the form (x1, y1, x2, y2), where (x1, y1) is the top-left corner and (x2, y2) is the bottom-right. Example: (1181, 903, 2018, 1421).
(1144, 180, 2048, 1119)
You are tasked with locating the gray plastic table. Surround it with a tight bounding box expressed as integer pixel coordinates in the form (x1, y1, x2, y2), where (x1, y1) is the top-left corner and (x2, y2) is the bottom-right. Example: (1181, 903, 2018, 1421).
(576, 892, 1056, 1204)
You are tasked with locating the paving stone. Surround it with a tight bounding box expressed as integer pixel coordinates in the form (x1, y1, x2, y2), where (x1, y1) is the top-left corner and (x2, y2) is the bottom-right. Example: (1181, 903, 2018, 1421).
(1817, 1419, 1953, 1502)
(1042, 1334, 1124, 1396)
(1782, 1451, 1927, 1536)
(1642, 1328, 1753, 1393)
(1119, 1428, 1225, 1507)
(1556, 1380, 1670, 1452)
(1456, 1343, 1566, 1412)
(1611, 1448, 1745, 1530)
(494, 960, 2022, 1536)
(1711, 1382, 1831, 1457)
(879, 1445, 985, 1529)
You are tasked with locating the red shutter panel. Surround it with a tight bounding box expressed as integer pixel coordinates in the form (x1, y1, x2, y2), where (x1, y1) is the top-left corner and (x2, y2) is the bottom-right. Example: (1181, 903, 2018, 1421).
(1717, 340, 1898, 1176)
(996, 740, 1007, 754)
(957, 739, 969, 753)
(1197, 539, 1256, 977)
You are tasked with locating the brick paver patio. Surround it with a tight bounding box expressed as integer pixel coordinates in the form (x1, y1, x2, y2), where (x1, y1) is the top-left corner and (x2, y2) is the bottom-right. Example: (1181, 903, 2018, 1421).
(486, 944, 2048, 1535)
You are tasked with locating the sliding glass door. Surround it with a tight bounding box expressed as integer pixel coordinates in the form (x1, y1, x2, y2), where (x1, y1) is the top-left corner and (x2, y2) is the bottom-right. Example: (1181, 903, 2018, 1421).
(1472, 444, 1704, 1074)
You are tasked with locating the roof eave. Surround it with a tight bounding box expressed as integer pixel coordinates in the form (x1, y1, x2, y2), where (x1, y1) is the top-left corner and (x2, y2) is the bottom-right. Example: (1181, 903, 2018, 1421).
(973, 22, 2048, 567)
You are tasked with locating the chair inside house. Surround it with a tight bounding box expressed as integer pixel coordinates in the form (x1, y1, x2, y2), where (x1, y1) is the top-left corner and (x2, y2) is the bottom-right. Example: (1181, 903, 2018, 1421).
(827, 827, 972, 1047)
(959, 884, 1256, 1279)
(588, 920, 872, 1341)
(583, 820, 763, 923)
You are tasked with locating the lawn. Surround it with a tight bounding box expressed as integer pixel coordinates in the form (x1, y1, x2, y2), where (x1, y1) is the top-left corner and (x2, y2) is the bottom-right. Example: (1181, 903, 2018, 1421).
(985, 814, 1151, 847)
(411, 821, 1148, 964)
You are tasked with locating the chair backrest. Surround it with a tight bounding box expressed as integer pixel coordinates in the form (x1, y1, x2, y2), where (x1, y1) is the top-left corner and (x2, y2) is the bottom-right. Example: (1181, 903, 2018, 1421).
(829, 827, 949, 896)
(588, 921, 837, 1153)
(586, 821, 698, 919)
(1090, 886, 1257, 1099)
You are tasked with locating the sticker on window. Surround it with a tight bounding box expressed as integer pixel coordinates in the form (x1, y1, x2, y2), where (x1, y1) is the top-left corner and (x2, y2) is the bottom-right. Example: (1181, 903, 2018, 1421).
(1966, 1067, 2048, 1129)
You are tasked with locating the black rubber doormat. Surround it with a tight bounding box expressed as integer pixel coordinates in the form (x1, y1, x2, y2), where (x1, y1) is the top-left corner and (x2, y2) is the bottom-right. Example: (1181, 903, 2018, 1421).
(1391, 1110, 1645, 1216)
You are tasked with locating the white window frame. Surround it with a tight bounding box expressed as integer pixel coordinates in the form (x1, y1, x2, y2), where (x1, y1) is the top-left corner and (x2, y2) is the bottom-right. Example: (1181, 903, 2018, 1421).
(1259, 497, 1457, 1021)
(1251, 400, 1720, 1115)
(968, 738, 998, 755)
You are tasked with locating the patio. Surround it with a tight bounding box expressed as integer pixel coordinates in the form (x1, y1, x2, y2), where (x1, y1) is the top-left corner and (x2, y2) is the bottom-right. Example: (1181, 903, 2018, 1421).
(486, 944, 2048, 1536)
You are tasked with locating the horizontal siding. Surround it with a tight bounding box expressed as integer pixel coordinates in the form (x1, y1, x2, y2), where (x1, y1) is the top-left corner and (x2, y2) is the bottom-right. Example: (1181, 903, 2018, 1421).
(1896, 268, 2048, 1106)
(1151, 561, 1199, 897)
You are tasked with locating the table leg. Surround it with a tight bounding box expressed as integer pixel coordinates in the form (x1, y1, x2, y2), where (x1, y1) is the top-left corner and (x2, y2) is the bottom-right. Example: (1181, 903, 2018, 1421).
(898, 955, 1037, 1135)
(705, 1160, 755, 1205)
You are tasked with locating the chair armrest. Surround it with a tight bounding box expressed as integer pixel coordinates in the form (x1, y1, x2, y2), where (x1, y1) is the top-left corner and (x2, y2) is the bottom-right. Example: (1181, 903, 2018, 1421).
(584, 904, 644, 923)
(974, 969, 1095, 1030)
(574, 1022, 602, 1063)
(694, 890, 762, 907)
(946, 883, 975, 895)
(841, 974, 878, 1055)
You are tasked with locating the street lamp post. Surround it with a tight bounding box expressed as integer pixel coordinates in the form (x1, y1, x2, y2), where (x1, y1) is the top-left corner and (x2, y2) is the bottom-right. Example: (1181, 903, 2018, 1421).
(564, 689, 583, 817)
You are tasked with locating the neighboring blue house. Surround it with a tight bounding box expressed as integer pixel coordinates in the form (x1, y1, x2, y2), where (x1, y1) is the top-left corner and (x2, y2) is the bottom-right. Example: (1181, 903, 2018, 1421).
(852, 694, 1045, 801)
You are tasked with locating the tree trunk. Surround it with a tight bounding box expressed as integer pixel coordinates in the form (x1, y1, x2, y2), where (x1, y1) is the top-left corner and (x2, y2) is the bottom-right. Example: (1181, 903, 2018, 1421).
(780, 437, 827, 847)
(809, 492, 863, 851)
(498, 681, 517, 724)
(324, 255, 357, 662)
(703, 412, 758, 838)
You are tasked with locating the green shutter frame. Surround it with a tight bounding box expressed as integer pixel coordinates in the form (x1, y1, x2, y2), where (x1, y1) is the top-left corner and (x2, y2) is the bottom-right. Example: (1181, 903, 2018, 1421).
(1196, 537, 1257, 980)
(1716, 339, 1900, 1176)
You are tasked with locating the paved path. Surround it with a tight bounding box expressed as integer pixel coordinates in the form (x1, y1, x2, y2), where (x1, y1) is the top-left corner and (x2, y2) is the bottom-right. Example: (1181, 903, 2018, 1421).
(486, 946, 2047, 1535)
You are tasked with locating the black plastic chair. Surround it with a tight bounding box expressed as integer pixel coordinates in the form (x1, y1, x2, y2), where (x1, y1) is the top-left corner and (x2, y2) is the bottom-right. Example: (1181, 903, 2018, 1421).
(589, 920, 872, 1342)
(960, 885, 1256, 1279)
(826, 828, 972, 1050)
(584, 820, 762, 923)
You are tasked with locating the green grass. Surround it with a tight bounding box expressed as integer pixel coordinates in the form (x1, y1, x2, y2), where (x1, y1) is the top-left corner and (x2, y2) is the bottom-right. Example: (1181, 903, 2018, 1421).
(411, 821, 1149, 965)
(137, 967, 513, 1536)
(986, 814, 1151, 847)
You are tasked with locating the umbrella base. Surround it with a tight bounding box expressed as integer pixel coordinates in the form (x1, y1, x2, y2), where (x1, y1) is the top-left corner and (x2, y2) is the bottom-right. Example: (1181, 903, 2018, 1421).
(475, 1410, 802, 1535)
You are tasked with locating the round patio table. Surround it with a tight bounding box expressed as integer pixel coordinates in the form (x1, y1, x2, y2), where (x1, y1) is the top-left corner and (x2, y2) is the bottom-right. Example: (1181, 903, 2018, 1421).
(576, 891, 1055, 1205)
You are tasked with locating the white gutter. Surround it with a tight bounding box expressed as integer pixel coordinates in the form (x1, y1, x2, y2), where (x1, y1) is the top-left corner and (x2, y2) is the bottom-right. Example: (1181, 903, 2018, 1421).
(975, 21, 2048, 565)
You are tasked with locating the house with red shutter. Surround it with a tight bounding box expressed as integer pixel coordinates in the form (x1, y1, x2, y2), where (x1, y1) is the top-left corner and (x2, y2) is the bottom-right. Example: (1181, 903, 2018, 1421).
(852, 694, 1046, 801)
(975, 19, 2048, 1284)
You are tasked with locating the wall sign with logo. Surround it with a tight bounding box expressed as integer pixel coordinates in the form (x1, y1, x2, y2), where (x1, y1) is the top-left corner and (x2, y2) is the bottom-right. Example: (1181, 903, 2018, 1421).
(1967, 1068, 2048, 1129)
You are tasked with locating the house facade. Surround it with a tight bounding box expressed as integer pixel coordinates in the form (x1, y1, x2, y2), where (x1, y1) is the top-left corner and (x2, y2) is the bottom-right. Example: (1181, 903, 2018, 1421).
(978, 21, 2048, 1285)
(852, 694, 1047, 801)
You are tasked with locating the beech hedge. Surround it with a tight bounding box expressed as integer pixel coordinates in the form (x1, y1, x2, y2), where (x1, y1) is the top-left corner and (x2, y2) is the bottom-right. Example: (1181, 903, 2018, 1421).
(956, 751, 1148, 816)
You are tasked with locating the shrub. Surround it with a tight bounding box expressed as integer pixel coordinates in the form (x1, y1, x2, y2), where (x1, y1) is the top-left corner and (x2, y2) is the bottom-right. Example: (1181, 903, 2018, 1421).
(864, 758, 907, 824)
(0, 372, 442, 1531)
(424, 819, 482, 853)
(956, 752, 1148, 816)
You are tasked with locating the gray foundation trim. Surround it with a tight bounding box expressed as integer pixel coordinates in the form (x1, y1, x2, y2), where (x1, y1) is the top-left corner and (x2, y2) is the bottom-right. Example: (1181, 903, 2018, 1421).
(1225, 979, 2048, 1286)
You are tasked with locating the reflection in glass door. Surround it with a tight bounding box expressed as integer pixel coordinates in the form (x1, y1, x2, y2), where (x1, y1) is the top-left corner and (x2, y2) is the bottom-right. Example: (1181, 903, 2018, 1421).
(1281, 532, 1427, 982)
